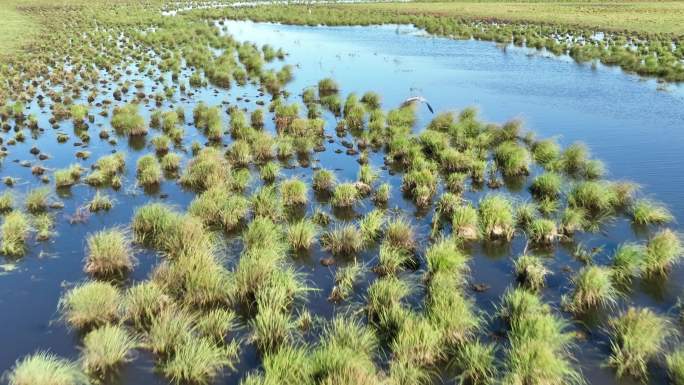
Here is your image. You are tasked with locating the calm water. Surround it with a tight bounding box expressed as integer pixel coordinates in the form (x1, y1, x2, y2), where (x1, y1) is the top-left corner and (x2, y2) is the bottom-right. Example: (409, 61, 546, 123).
(1, 19, 683, 385)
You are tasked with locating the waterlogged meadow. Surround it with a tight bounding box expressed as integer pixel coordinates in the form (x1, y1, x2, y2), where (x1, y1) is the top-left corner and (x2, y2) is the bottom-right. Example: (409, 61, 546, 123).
(1, 3, 684, 385)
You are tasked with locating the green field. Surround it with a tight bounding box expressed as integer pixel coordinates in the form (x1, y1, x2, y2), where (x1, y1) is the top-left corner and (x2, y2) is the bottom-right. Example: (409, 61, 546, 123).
(0, 1, 39, 55)
(351, 1, 684, 35)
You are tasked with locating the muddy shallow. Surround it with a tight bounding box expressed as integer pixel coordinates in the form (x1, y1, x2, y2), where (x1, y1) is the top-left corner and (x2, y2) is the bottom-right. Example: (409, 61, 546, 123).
(1, 19, 683, 385)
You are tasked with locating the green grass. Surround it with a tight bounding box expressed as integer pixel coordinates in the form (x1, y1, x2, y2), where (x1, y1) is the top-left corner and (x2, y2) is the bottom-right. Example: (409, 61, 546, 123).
(0, 190, 13, 213)
(162, 338, 238, 384)
(331, 182, 359, 208)
(0, 1, 39, 56)
(33, 213, 53, 241)
(1, 210, 30, 256)
(87, 191, 114, 212)
(452, 203, 479, 240)
(59, 281, 121, 329)
(427, 272, 481, 347)
(376, 242, 412, 276)
(564, 265, 618, 313)
(287, 219, 317, 250)
(385, 217, 416, 251)
(25, 187, 50, 213)
(329, 261, 364, 302)
(611, 243, 645, 283)
(147, 309, 195, 356)
(321, 224, 363, 256)
(196, 308, 238, 343)
(81, 324, 136, 376)
(513, 255, 549, 291)
(85, 228, 135, 277)
(643, 229, 682, 276)
(608, 307, 671, 379)
(451, 340, 497, 385)
(136, 154, 162, 186)
(189, 186, 250, 231)
(631, 199, 674, 225)
(359, 209, 385, 245)
(667, 348, 684, 385)
(123, 281, 172, 330)
(479, 194, 514, 241)
(280, 177, 308, 206)
(7, 351, 88, 385)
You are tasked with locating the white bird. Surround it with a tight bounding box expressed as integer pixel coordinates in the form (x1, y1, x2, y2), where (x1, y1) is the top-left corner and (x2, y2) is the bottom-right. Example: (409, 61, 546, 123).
(403, 96, 434, 113)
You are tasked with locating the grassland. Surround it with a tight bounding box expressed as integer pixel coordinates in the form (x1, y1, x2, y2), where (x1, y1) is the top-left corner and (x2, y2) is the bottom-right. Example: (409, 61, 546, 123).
(351, 1, 684, 35)
(0, 1, 39, 55)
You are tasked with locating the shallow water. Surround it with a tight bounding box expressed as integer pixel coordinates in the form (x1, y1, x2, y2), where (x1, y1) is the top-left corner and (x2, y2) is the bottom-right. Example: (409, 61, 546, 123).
(1, 19, 683, 385)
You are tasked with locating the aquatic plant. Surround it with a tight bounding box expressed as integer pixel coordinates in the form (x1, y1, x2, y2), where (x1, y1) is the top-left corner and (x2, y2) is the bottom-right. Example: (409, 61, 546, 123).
(162, 338, 238, 384)
(321, 225, 363, 256)
(312, 168, 337, 192)
(608, 307, 670, 379)
(318, 78, 339, 95)
(25, 187, 51, 213)
(7, 352, 88, 385)
(81, 324, 136, 376)
(85, 228, 134, 277)
(147, 309, 195, 356)
(123, 281, 171, 330)
(87, 191, 113, 212)
(0, 210, 30, 256)
(329, 261, 364, 301)
(643, 229, 682, 276)
(667, 348, 684, 385)
(189, 186, 249, 231)
(131, 203, 175, 248)
(0, 190, 13, 213)
(452, 204, 480, 240)
(528, 218, 558, 244)
(630, 199, 673, 225)
(425, 237, 469, 277)
(529, 172, 562, 200)
(59, 281, 120, 329)
(54, 164, 84, 188)
(385, 217, 416, 251)
(611, 243, 645, 283)
(34, 213, 53, 241)
(565, 265, 618, 313)
(494, 141, 530, 176)
(160, 152, 182, 171)
(287, 219, 317, 250)
(180, 147, 231, 191)
(331, 182, 359, 208)
(280, 177, 308, 206)
(196, 308, 238, 343)
(478, 195, 514, 240)
(451, 340, 497, 385)
(513, 255, 550, 291)
(112, 104, 146, 136)
(251, 185, 283, 221)
(136, 154, 162, 186)
(359, 209, 385, 245)
(374, 182, 391, 204)
(376, 243, 411, 276)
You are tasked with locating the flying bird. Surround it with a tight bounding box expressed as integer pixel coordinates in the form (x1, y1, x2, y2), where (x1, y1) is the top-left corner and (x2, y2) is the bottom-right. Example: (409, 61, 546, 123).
(403, 96, 434, 114)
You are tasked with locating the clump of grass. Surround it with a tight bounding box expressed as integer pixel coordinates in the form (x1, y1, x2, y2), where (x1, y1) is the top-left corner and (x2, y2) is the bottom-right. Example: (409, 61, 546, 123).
(631, 199, 673, 225)
(359, 209, 385, 245)
(312, 168, 337, 192)
(160, 152, 182, 171)
(331, 183, 359, 207)
(123, 281, 171, 330)
(189, 186, 249, 231)
(666, 348, 684, 385)
(280, 178, 308, 206)
(85, 228, 135, 277)
(452, 204, 480, 240)
(25, 187, 51, 213)
(568, 181, 618, 214)
(494, 141, 530, 176)
(1, 211, 30, 256)
(425, 237, 469, 278)
(0, 191, 13, 213)
(59, 281, 120, 329)
(514, 255, 550, 291)
(87, 191, 113, 212)
(530, 172, 562, 200)
(374, 183, 391, 204)
(34, 213, 54, 241)
(318, 78, 339, 95)
(531, 138, 560, 165)
(7, 352, 88, 385)
(81, 324, 136, 376)
(147, 309, 195, 356)
(478, 195, 514, 240)
(643, 229, 682, 276)
(560, 207, 587, 235)
(611, 243, 645, 283)
(196, 308, 238, 343)
(564, 265, 617, 313)
(112, 104, 146, 136)
(392, 314, 444, 367)
(249, 296, 296, 353)
(376, 243, 412, 276)
(358, 164, 379, 185)
(451, 340, 497, 385)
(136, 154, 162, 186)
(53, 164, 84, 188)
(329, 261, 364, 301)
(321, 225, 363, 255)
(162, 338, 238, 384)
(385, 217, 416, 251)
(608, 307, 670, 379)
(251, 185, 283, 221)
(366, 276, 411, 333)
(287, 219, 317, 250)
(260, 161, 280, 182)
(131, 203, 175, 248)
(427, 272, 481, 346)
(528, 218, 558, 244)
(180, 147, 231, 191)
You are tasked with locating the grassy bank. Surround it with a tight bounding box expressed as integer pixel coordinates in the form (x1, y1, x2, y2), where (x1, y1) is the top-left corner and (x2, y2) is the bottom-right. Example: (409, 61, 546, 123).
(0, 1, 39, 55)
(352, 1, 684, 35)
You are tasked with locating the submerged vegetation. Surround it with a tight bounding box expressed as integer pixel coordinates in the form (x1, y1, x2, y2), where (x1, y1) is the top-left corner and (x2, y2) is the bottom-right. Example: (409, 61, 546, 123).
(0, 2, 681, 385)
